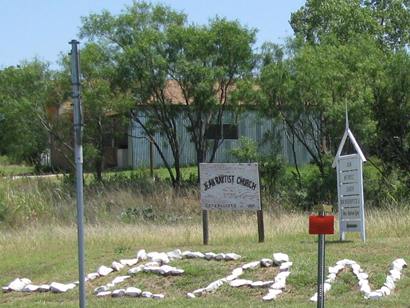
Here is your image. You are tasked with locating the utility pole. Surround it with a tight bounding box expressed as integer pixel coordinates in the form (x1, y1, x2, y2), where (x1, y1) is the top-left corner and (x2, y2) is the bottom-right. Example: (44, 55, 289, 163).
(70, 39, 86, 308)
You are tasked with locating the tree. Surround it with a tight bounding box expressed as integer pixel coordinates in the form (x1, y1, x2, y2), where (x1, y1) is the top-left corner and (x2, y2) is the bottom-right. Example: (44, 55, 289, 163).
(0, 61, 51, 167)
(80, 1, 187, 186)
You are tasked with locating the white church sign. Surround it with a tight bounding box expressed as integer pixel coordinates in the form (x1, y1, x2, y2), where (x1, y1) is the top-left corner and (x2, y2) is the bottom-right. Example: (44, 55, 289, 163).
(200, 163, 261, 211)
(332, 111, 366, 241)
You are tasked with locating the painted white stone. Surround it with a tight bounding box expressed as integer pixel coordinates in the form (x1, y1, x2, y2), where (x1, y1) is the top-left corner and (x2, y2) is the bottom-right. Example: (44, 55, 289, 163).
(111, 275, 131, 285)
(366, 291, 383, 300)
(336, 259, 356, 267)
(280, 262, 293, 271)
(22, 284, 39, 292)
(229, 279, 253, 287)
(94, 286, 109, 294)
(152, 293, 165, 299)
(384, 276, 395, 290)
(392, 258, 407, 270)
(112, 261, 125, 272)
(389, 269, 401, 281)
(225, 253, 241, 261)
(232, 268, 243, 276)
(270, 280, 286, 290)
(226, 274, 240, 281)
(86, 272, 100, 280)
(8, 278, 29, 291)
(125, 287, 142, 297)
(356, 272, 368, 280)
(326, 273, 336, 283)
(242, 261, 260, 270)
(144, 261, 161, 267)
(215, 253, 225, 261)
(136, 249, 147, 261)
(351, 263, 361, 273)
(328, 265, 343, 274)
(112, 289, 126, 297)
(251, 280, 274, 288)
(204, 252, 216, 260)
(148, 252, 170, 264)
(119, 258, 139, 266)
(50, 282, 76, 293)
(96, 291, 112, 297)
(2, 287, 11, 293)
(186, 292, 196, 298)
(205, 279, 224, 292)
(324, 282, 331, 293)
(141, 291, 153, 298)
(158, 265, 184, 276)
(262, 289, 282, 301)
(275, 271, 290, 281)
(167, 249, 182, 260)
(273, 253, 289, 265)
(360, 283, 371, 294)
(260, 258, 273, 267)
(192, 288, 205, 296)
(37, 284, 50, 292)
(380, 286, 391, 296)
(128, 265, 144, 275)
(310, 293, 318, 302)
(182, 251, 205, 259)
(97, 265, 114, 276)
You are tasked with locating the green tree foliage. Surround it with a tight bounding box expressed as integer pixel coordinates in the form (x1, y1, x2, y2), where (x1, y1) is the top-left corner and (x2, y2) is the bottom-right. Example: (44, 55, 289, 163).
(0, 61, 51, 166)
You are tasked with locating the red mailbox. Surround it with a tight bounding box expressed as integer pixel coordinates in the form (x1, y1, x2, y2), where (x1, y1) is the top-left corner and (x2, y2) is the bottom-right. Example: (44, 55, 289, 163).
(309, 215, 334, 235)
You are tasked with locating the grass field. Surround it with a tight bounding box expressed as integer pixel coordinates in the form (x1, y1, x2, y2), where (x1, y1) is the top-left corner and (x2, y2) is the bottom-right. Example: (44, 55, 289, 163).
(1, 208, 410, 307)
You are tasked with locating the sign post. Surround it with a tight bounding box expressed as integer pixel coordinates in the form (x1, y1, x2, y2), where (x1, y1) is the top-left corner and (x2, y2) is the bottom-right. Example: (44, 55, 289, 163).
(200, 163, 264, 244)
(332, 109, 366, 241)
(309, 204, 334, 308)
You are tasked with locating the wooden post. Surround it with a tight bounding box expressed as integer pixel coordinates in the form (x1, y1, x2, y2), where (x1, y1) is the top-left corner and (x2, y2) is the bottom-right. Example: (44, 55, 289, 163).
(202, 210, 209, 245)
(149, 139, 154, 179)
(257, 209, 264, 243)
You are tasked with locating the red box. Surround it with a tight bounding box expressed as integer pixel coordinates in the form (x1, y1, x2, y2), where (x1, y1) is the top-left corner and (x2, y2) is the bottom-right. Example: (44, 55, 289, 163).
(309, 215, 334, 235)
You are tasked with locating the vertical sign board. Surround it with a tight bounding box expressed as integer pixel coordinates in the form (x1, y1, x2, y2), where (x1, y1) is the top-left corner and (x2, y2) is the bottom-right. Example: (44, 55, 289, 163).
(336, 154, 366, 241)
(200, 163, 261, 211)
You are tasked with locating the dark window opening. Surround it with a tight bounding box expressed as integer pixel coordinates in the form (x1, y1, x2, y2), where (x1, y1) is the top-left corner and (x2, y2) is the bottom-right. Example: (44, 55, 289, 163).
(205, 124, 238, 140)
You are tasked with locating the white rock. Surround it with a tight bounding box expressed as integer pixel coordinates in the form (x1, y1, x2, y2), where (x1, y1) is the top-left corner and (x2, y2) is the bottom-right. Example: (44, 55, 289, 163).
(280, 262, 293, 271)
(328, 265, 343, 274)
(385, 276, 395, 290)
(242, 261, 260, 270)
(310, 293, 318, 302)
(392, 258, 407, 270)
(112, 261, 125, 272)
(357, 272, 368, 280)
(96, 291, 112, 297)
(22, 284, 39, 292)
(232, 268, 243, 276)
(50, 282, 76, 293)
(204, 252, 216, 260)
(152, 293, 165, 299)
(270, 280, 286, 290)
(273, 253, 289, 265)
(205, 279, 224, 292)
(119, 258, 139, 266)
(215, 253, 225, 260)
(192, 288, 205, 296)
(125, 287, 142, 297)
(351, 263, 361, 273)
(186, 292, 196, 298)
(360, 283, 371, 294)
(148, 252, 170, 264)
(97, 265, 114, 276)
(229, 279, 253, 287)
(2, 287, 11, 293)
(8, 278, 29, 291)
(251, 280, 274, 288)
(260, 258, 273, 267)
(336, 259, 356, 267)
(226, 274, 240, 281)
(182, 251, 205, 259)
(380, 286, 391, 296)
(111, 275, 130, 285)
(136, 249, 147, 261)
(37, 284, 50, 292)
(262, 289, 282, 301)
(365, 290, 383, 300)
(158, 265, 184, 276)
(389, 269, 401, 281)
(167, 249, 182, 260)
(112, 289, 126, 297)
(324, 282, 331, 293)
(275, 271, 290, 281)
(141, 291, 153, 298)
(128, 265, 144, 275)
(225, 253, 241, 261)
(94, 286, 109, 294)
(86, 272, 100, 280)
(326, 273, 336, 283)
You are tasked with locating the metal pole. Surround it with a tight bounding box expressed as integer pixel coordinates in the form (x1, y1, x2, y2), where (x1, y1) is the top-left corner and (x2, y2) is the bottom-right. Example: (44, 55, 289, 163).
(70, 39, 86, 308)
(317, 211, 325, 308)
(202, 210, 209, 245)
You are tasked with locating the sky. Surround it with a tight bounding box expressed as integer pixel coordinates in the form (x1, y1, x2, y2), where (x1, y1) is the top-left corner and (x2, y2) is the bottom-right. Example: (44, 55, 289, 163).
(0, 0, 305, 69)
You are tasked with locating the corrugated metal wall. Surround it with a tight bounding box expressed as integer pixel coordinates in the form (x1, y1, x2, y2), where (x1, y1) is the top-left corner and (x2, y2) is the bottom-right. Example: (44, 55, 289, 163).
(128, 111, 313, 168)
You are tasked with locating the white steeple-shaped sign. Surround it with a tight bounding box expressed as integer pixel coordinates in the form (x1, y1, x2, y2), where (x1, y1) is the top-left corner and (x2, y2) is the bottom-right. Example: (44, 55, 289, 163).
(332, 108, 366, 241)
